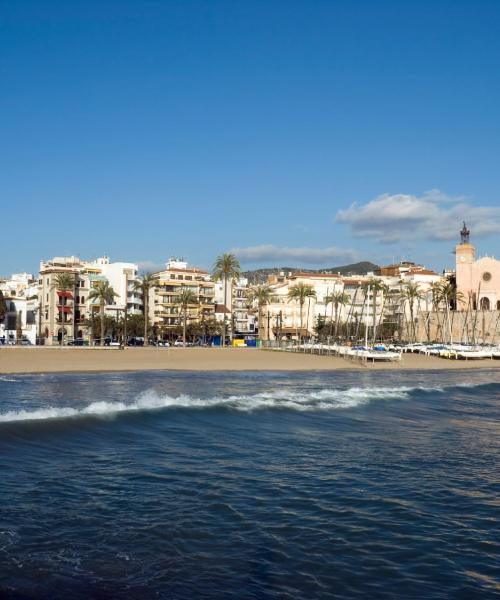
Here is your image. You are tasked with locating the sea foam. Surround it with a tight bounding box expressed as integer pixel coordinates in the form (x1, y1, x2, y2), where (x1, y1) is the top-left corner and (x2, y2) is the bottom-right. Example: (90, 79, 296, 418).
(0, 385, 448, 423)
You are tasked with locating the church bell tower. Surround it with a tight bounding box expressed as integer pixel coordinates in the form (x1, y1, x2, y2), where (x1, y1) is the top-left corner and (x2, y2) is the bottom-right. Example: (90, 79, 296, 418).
(455, 222, 475, 305)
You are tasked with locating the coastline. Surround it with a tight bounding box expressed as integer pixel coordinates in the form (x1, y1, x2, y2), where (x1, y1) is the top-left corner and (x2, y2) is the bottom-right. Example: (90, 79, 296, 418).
(2, 347, 500, 375)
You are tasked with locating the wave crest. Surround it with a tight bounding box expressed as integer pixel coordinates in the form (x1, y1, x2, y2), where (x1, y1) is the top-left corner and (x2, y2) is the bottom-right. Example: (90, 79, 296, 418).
(0, 385, 447, 423)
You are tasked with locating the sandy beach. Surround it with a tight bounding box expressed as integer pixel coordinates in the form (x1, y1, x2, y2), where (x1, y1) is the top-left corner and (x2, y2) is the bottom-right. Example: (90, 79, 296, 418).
(1, 346, 500, 374)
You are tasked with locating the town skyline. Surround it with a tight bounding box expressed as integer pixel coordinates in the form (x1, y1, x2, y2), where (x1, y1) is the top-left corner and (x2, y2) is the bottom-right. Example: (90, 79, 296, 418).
(2, 215, 496, 280)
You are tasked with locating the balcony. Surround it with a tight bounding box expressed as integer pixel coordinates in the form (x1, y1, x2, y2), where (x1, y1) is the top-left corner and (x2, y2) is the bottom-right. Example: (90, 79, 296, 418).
(57, 305, 73, 313)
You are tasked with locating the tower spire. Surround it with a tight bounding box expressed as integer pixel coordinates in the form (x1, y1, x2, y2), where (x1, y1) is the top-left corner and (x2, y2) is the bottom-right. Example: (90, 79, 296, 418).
(460, 221, 470, 244)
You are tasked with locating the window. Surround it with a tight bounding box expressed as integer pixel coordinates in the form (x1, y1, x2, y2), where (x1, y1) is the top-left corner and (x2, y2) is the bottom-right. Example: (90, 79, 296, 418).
(483, 272, 492, 282)
(81, 296, 85, 303)
(480, 297, 491, 310)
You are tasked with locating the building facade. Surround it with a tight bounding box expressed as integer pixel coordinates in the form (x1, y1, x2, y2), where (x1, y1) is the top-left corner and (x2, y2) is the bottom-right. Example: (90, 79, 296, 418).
(455, 223, 500, 311)
(0, 273, 38, 344)
(38, 256, 140, 345)
(151, 258, 215, 337)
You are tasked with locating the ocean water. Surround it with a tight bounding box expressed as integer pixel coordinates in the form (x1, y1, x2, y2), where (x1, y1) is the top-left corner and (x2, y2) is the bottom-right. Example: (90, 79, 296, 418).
(0, 369, 499, 600)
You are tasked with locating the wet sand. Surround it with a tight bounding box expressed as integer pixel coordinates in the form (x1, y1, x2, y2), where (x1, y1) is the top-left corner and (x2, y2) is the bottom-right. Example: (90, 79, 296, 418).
(1, 346, 500, 374)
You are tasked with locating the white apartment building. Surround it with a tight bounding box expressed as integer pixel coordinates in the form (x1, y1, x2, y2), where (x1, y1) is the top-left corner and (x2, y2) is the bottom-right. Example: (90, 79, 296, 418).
(214, 277, 256, 336)
(87, 257, 142, 317)
(258, 262, 443, 341)
(0, 273, 38, 344)
(264, 272, 352, 340)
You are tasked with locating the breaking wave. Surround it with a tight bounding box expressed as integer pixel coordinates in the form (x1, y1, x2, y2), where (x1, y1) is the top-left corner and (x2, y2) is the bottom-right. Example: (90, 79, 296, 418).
(0, 384, 454, 423)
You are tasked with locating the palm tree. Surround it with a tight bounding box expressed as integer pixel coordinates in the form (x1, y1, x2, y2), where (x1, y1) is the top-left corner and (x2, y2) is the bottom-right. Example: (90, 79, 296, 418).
(439, 281, 465, 343)
(0, 290, 6, 325)
(133, 273, 157, 345)
(176, 288, 198, 346)
(213, 253, 241, 347)
(429, 281, 444, 342)
(15, 310, 23, 345)
(401, 282, 423, 342)
(361, 278, 384, 344)
(247, 285, 275, 341)
(373, 283, 390, 342)
(287, 283, 316, 341)
(370, 279, 384, 344)
(325, 291, 349, 339)
(52, 273, 76, 345)
(89, 280, 118, 346)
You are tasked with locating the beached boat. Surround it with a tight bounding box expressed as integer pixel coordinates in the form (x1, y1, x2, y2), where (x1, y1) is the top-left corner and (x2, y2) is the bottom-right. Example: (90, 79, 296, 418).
(448, 346, 493, 360)
(348, 347, 402, 362)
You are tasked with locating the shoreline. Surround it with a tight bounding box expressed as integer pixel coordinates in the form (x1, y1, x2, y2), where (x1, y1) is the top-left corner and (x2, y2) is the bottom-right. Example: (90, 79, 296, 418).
(2, 347, 500, 375)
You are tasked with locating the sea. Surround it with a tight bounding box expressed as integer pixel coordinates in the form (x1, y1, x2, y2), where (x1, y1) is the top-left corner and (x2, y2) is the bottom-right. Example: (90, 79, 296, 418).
(0, 369, 499, 599)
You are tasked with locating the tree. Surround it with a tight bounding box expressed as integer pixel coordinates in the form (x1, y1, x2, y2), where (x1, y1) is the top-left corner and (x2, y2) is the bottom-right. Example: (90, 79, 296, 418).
(247, 285, 275, 340)
(89, 280, 118, 346)
(287, 283, 316, 341)
(176, 288, 199, 346)
(439, 281, 465, 343)
(213, 253, 241, 346)
(83, 314, 118, 341)
(51, 273, 76, 345)
(429, 281, 444, 342)
(325, 291, 349, 339)
(373, 282, 390, 343)
(201, 318, 223, 339)
(0, 290, 6, 324)
(401, 282, 423, 342)
(360, 278, 384, 344)
(125, 313, 145, 338)
(15, 310, 23, 345)
(133, 273, 157, 345)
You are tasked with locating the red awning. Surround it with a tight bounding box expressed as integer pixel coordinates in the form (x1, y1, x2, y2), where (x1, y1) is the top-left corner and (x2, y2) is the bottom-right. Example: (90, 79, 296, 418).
(57, 291, 73, 298)
(57, 306, 72, 313)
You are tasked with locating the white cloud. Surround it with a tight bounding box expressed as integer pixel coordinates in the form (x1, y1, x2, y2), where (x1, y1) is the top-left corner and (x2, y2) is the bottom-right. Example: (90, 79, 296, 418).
(231, 244, 358, 265)
(335, 190, 500, 243)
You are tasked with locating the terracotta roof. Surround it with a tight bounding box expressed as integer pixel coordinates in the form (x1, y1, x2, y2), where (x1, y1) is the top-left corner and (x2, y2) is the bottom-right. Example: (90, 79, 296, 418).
(214, 304, 230, 314)
(154, 267, 208, 275)
(291, 272, 341, 279)
(407, 268, 439, 276)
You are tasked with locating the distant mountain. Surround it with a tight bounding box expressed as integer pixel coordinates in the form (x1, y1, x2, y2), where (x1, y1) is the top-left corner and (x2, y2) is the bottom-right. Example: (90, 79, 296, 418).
(241, 261, 379, 284)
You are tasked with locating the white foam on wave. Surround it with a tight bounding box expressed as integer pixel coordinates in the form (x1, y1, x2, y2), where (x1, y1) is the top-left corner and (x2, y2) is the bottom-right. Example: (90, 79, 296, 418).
(0, 384, 449, 423)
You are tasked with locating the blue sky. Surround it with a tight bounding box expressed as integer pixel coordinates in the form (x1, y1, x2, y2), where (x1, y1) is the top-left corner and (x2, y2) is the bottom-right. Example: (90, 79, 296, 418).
(2, 0, 500, 275)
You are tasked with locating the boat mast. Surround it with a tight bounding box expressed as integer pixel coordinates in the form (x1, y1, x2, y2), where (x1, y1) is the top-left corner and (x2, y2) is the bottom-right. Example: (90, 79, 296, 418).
(365, 284, 370, 348)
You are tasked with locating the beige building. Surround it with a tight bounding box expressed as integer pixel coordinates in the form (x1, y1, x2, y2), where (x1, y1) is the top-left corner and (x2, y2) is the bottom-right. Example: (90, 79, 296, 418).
(39, 256, 140, 345)
(455, 223, 500, 311)
(151, 258, 215, 337)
